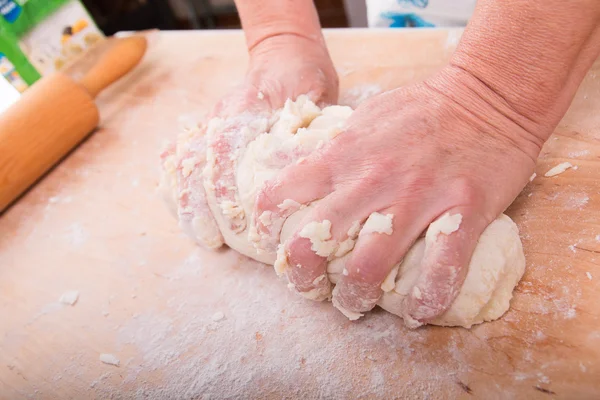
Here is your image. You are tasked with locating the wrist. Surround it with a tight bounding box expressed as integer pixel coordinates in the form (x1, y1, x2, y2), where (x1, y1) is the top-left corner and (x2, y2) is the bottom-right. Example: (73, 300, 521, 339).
(449, 45, 568, 141)
(248, 33, 328, 63)
(425, 65, 546, 160)
(448, 0, 600, 143)
(235, 0, 324, 53)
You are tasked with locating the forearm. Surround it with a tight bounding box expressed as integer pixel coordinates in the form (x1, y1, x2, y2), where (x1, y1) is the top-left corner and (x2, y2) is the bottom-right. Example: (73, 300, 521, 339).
(450, 0, 600, 140)
(234, 0, 324, 52)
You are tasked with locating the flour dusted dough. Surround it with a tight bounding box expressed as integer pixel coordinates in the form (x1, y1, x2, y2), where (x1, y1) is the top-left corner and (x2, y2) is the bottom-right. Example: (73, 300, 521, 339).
(161, 96, 526, 328)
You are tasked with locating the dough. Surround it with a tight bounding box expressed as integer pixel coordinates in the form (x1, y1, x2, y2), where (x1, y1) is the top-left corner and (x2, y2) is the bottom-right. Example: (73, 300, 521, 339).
(161, 96, 526, 328)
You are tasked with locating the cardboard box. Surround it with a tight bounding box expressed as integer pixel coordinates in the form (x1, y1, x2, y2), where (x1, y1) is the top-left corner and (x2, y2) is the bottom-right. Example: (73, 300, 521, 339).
(0, 0, 104, 90)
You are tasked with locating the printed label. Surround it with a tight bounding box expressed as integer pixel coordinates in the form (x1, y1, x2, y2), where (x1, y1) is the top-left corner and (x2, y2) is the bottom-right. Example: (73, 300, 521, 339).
(0, 52, 28, 92)
(0, 0, 22, 23)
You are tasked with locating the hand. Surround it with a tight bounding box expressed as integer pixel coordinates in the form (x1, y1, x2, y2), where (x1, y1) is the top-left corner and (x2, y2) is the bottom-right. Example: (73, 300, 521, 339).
(253, 65, 545, 326)
(205, 34, 339, 233)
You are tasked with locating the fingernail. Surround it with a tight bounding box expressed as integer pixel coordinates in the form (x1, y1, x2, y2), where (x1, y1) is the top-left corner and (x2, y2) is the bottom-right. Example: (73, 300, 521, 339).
(332, 278, 380, 321)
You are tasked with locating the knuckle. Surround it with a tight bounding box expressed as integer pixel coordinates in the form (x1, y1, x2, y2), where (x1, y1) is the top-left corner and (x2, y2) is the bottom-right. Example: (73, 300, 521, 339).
(448, 177, 484, 208)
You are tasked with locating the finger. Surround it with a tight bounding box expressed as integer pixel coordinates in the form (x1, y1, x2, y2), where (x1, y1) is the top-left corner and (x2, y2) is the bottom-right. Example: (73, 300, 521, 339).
(204, 114, 270, 233)
(403, 208, 490, 328)
(250, 155, 333, 253)
(176, 128, 224, 249)
(279, 192, 372, 301)
(332, 206, 434, 320)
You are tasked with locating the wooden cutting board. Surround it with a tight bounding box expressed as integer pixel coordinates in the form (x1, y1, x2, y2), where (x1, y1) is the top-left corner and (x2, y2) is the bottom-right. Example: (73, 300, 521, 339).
(0, 29, 598, 399)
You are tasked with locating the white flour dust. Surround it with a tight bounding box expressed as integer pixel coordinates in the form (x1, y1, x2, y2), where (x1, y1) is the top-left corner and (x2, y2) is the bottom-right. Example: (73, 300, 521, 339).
(80, 240, 592, 399)
(339, 84, 382, 108)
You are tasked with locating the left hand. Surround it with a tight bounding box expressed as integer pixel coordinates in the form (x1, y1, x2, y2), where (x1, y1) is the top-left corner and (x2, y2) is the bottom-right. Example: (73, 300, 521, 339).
(204, 33, 339, 233)
(252, 65, 546, 325)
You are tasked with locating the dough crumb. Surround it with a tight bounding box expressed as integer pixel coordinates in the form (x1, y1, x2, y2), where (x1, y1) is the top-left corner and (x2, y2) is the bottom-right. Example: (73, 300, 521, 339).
(220, 200, 245, 220)
(180, 157, 197, 178)
(545, 162, 573, 177)
(360, 213, 394, 236)
(99, 353, 120, 366)
(277, 199, 302, 211)
(257, 91, 265, 100)
(332, 298, 363, 320)
(258, 211, 273, 227)
(529, 172, 536, 182)
(347, 220, 362, 238)
(299, 285, 330, 301)
(412, 286, 422, 300)
(380, 264, 400, 292)
(335, 238, 356, 258)
(586, 272, 592, 280)
(212, 311, 225, 322)
(335, 220, 362, 257)
(59, 290, 79, 306)
(402, 313, 423, 329)
(342, 268, 349, 276)
(274, 244, 288, 276)
(426, 213, 462, 241)
(299, 220, 337, 257)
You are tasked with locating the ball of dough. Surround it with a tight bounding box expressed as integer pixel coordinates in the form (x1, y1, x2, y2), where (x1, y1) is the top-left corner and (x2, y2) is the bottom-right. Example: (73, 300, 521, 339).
(162, 96, 526, 328)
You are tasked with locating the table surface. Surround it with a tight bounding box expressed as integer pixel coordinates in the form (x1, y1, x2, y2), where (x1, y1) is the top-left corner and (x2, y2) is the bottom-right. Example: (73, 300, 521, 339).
(1, 29, 599, 400)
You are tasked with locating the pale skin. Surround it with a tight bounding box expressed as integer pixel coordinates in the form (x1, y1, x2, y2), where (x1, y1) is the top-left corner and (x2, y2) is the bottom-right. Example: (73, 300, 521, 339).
(205, 0, 600, 326)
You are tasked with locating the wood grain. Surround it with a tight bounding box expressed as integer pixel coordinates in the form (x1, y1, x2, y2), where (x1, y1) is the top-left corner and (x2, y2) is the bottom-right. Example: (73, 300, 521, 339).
(0, 36, 147, 212)
(0, 29, 598, 399)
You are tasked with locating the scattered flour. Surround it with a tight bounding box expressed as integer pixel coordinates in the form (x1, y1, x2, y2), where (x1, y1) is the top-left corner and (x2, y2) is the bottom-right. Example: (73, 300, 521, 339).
(211, 311, 225, 322)
(66, 223, 88, 246)
(568, 149, 590, 158)
(99, 354, 120, 367)
(565, 194, 589, 209)
(58, 290, 79, 306)
(339, 84, 382, 108)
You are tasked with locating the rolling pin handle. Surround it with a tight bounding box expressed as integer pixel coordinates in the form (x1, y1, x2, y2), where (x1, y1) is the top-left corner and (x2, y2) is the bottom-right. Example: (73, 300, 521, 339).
(79, 35, 148, 98)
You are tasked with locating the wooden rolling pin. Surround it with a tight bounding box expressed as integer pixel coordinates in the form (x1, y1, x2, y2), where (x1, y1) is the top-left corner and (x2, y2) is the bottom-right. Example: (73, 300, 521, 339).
(0, 35, 147, 212)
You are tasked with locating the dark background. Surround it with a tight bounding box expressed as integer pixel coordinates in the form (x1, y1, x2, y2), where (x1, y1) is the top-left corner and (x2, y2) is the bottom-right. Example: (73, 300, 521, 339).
(81, 0, 350, 35)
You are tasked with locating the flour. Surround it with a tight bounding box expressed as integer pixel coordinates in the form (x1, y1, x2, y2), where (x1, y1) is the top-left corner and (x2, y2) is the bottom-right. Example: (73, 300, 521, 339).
(88, 249, 486, 399)
(99, 354, 120, 366)
(568, 149, 590, 158)
(65, 223, 88, 247)
(565, 194, 589, 209)
(339, 84, 382, 108)
(58, 290, 79, 306)
(211, 311, 225, 322)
